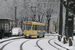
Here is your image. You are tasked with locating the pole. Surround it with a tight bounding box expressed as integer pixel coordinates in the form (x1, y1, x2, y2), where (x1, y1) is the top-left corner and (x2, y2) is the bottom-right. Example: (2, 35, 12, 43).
(59, 0, 63, 36)
(65, 0, 69, 40)
(47, 19, 50, 33)
(55, 24, 57, 32)
(47, 15, 51, 33)
(15, 6, 17, 27)
(21, 20, 22, 29)
(38, 15, 40, 22)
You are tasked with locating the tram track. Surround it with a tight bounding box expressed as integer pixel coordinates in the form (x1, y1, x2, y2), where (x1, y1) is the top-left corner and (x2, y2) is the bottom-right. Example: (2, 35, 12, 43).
(0, 41, 12, 50)
(48, 38, 68, 50)
(36, 39, 43, 50)
(36, 37, 58, 50)
(0, 37, 24, 43)
(20, 40, 30, 50)
(0, 36, 69, 50)
(20, 39, 42, 50)
(48, 39, 60, 50)
(0, 39, 27, 50)
(54, 42, 69, 50)
(0, 35, 57, 43)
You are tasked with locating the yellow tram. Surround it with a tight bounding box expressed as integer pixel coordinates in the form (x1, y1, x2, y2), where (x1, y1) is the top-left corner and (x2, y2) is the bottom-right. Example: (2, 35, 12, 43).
(24, 21, 45, 38)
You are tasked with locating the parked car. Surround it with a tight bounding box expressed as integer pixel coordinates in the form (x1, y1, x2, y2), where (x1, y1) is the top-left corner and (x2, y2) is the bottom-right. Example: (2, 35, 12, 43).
(12, 27, 22, 36)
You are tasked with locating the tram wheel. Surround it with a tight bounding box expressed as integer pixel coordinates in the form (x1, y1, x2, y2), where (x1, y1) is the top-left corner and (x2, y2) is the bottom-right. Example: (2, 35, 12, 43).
(42, 35, 45, 37)
(37, 36, 39, 38)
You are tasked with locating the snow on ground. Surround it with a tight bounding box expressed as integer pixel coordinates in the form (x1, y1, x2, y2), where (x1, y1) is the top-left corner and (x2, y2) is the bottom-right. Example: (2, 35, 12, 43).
(3, 39, 29, 50)
(45, 33, 59, 36)
(50, 39, 66, 50)
(38, 39, 57, 50)
(55, 39, 74, 50)
(22, 39, 41, 50)
(0, 34, 75, 50)
(0, 40, 15, 48)
(45, 34, 75, 50)
(0, 36, 23, 42)
(54, 36, 75, 50)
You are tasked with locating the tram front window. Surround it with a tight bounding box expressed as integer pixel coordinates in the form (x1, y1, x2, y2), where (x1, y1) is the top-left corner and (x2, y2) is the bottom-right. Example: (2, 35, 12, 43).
(26, 25, 31, 30)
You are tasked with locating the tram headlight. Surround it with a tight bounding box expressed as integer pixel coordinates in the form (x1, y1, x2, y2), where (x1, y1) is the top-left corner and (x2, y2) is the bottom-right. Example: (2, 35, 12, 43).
(27, 34, 29, 36)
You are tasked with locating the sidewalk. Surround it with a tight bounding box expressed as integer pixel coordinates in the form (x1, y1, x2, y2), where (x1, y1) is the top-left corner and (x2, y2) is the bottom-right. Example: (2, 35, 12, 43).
(54, 36, 75, 50)
(45, 33, 75, 50)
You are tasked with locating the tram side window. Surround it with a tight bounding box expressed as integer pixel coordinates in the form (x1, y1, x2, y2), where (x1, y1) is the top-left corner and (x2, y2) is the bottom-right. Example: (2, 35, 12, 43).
(32, 25, 35, 30)
(44, 26, 45, 30)
(35, 25, 37, 30)
(35, 25, 40, 30)
(37, 26, 41, 30)
(26, 25, 31, 30)
(37, 25, 39, 30)
(39, 26, 41, 30)
(43, 26, 45, 30)
(41, 26, 43, 30)
(40, 26, 45, 30)
(34, 25, 45, 30)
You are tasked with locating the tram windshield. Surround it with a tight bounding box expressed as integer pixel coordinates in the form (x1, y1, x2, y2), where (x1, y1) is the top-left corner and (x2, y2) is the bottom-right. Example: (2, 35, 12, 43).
(26, 25, 32, 30)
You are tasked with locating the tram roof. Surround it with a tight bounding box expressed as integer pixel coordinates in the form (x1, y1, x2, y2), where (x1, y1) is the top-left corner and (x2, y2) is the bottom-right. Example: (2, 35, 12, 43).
(24, 21, 45, 26)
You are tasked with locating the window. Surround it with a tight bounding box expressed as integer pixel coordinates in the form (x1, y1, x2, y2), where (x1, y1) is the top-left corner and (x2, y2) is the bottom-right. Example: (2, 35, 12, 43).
(34, 25, 45, 30)
(26, 24, 31, 30)
(35, 25, 37, 30)
(37, 25, 39, 30)
(32, 25, 35, 30)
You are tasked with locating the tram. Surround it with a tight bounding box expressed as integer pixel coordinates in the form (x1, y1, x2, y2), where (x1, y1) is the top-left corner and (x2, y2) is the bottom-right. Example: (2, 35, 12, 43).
(24, 21, 45, 38)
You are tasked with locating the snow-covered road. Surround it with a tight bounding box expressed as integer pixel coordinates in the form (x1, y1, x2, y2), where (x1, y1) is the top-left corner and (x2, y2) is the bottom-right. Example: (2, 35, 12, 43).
(0, 36, 69, 50)
(3, 39, 29, 50)
(37, 38, 57, 50)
